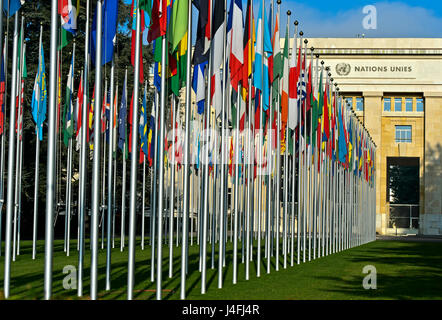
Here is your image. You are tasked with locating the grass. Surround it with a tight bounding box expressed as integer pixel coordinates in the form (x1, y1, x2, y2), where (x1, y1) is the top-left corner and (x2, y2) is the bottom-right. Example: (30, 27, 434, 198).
(0, 238, 441, 300)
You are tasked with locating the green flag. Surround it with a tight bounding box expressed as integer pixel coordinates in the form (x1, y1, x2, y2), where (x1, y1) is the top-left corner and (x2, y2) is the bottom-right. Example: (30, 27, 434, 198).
(59, 27, 73, 50)
(169, 0, 188, 52)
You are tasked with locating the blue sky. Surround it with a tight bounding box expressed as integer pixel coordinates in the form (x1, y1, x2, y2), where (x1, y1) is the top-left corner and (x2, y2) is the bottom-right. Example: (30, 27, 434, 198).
(125, 0, 442, 43)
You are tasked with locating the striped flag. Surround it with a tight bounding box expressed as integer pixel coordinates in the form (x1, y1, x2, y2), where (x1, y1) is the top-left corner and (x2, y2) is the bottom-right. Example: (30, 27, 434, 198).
(62, 53, 75, 147)
(210, 0, 225, 117)
(229, 0, 243, 92)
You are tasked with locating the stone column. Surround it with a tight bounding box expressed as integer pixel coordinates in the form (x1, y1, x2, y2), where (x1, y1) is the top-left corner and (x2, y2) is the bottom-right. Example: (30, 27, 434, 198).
(422, 93, 442, 235)
(363, 91, 384, 234)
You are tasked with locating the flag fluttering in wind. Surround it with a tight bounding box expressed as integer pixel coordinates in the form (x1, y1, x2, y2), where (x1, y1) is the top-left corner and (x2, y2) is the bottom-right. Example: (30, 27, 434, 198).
(139, 84, 149, 158)
(118, 72, 128, 158)
(91, 0, 118, 65)
(3, 0, 23, 17)
(62, 52, 75, 147)
(58, 0, 79, 34)
(31, 42, 47, 141)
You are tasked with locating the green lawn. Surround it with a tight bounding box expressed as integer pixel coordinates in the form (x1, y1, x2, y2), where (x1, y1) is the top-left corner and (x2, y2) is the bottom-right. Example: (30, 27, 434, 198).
(0, 238, 441, 300)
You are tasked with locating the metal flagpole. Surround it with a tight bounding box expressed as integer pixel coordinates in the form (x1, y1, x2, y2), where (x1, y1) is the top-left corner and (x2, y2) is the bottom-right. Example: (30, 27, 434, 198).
(156, 22, 168, 301)
(0, 32, 6, 259)
(90, 0, 104, 301)
(32, 25, 43, 259)
(150, 87, 159, 282)
(12, 16, 24, 262)
(78, 0, 90, 297)
(66, 41, 76, 257)
(141, 83, 147, 251)
(141, 147, 146, 250)
(283, 10, 290, 269)
(3, 12, 19, 297)
(42, 0, 58, 299)
(217, 0, 227, 288)
(180, 3, 193, 294)
(16, 38, 26, 258)
(128, 2, 142, 300)
(169, 96, 176, 278)
(112, 84, 118, 250)
(293, 22, 299, 266)
(0, 0, 4, 258)
(121, 71, 128, 252)
(105, 51, 116, 290)
(274, 0, 281, 272)
(303, 37, 307, 263)
(233, 86, 240, 284)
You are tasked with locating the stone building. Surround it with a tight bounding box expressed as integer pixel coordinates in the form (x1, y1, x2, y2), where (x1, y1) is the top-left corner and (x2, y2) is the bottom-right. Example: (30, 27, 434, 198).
(304, 38, 442, 235)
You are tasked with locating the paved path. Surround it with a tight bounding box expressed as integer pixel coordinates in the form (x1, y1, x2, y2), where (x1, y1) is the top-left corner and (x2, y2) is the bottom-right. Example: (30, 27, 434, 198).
(377, 234, 442, 243)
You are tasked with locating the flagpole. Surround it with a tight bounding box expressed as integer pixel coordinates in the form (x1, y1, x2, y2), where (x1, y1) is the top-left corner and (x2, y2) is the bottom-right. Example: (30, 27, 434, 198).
(181, 2, 194, 285)
(16, 31, 25, 258)
(105, 50, 115, 290)
(141, 86, 146, 252)
(0, 32, 7, 259)
(128, 1, 142, 300)
(66, 41, 76, 257)
(169, 96, 176, 278)
(90, 0, 104, 301)
(12, 16, 24, 262)
(41, 0, 58, 299)
(150, 87, 158, 282)
(78, 0, 90, 297)
(100, 80, 108, 251)
(216, 0, 228, 288)
(31, 24, 43, 260)
(112, 83, 118, 249)
(156, 19, 168, 301)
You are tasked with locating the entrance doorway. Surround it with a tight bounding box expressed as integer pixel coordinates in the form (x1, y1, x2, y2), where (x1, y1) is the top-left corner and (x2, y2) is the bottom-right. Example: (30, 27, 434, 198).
(386, 157, 420, 234)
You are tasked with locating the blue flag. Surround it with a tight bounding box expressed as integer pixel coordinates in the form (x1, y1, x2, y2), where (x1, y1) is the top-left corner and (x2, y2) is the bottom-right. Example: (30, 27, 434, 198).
(3, 0, 22, 17)
(118, 73, 127, 152)
(91, 0, 118, 65)
(139, 85, 149, 156)
(31, 44, 47, 141)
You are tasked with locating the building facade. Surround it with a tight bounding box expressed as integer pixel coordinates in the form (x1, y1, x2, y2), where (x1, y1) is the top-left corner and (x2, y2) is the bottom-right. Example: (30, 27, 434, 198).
(305, 38, 442, 235)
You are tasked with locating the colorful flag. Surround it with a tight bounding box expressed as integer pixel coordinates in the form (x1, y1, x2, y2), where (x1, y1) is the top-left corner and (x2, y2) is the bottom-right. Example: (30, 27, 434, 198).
(147, 101, 156, 167)
(118, 72, 128, 159)
(211, 0, 225, 117)
(130, 0, 145, 82)
(139, 84, 149, 157)
(3, 0, 23, 17)
(58, 0, 79, 34)
(229, 0, 244, 92)
(90, 0, 118, 65)
(30, 42, 47, 141)
(62, 53, 75, 147)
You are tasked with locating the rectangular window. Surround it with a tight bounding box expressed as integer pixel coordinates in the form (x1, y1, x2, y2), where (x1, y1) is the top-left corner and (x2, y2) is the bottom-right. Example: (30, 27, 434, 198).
(384, 98, 391, 111)
(416, 98, 424, 112)
(405, 98, 413, 112)
(395, 98, 402, 112)
(356, 97, 364, 111)
(395, 125, 412, 143)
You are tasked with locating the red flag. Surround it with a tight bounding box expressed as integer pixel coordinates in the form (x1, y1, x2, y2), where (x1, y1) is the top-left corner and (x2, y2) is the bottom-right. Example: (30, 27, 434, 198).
(147, 0, 167, 43)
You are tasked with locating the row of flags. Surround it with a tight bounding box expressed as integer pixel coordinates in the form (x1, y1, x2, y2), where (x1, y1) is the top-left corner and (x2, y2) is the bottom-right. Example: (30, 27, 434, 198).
(4, 0, 375, 185)
(0, 0, 377, 301)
